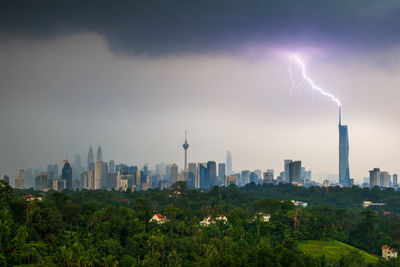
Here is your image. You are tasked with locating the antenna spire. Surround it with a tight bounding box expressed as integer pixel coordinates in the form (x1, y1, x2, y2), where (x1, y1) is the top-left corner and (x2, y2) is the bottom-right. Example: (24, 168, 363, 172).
(339, 106, 342, 125)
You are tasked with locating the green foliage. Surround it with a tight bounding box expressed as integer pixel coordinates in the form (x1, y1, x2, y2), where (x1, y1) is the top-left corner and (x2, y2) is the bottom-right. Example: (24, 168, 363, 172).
(5, 183, 400, 266)
(299, 240, 378, 265)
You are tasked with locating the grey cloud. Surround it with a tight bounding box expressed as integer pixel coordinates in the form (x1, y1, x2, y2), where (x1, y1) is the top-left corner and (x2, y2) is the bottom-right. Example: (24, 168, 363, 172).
(1, 0, 400, 55)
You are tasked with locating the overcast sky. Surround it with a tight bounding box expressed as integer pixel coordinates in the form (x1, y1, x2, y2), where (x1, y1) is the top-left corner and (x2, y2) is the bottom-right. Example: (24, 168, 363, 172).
(0, 0, 399, 183)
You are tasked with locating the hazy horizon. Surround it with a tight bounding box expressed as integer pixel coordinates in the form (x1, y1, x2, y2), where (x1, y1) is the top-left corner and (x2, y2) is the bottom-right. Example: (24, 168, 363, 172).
(1, 1, 399, 183)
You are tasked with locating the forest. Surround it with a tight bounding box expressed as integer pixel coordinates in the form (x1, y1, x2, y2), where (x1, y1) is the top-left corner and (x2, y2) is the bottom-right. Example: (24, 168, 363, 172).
(1, 180, 400, 266)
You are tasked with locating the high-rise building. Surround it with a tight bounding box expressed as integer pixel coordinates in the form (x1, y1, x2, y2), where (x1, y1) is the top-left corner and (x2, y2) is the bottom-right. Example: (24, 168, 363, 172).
(226, 151, 232, 175)
(96, 145, 103, 162)
(380, 171, 390, 188)
(187, 163, 197, 189)
(142, 163, 148, 176)
(15, 170, 24, 189)
(369, 168, 380, 188)
(183, 131, 189, 171)
(225, 175, 238, 186)
(255, 169, 262, 184)
(250, 172, 258, 184)
(108, 173, 117, 189)
(198, 163, 207, 189)
(35, 172, 48, 191)
(47, 164, 58, 180)
(62, 160, 73, 190)
(338, 108, 350, 187)
(284, 160, 292, 183)
(207, 161, 217, 188)
(170, 164, 178, 185)
(25, 168, 34, 188)
(218, 163, 226, 186)
(263, 171, 274, 184)
(289, 161, 301, 183)
(109, 160, 115, 174)
(94, 161, 108, 189)
(3, 175, 10, 184)
(393, 174, 398, 187)
(74, 155, 82, 185)
(241, 170, 250, 186)
(87, 145, 95, 171)
(87, 170, 94, 189)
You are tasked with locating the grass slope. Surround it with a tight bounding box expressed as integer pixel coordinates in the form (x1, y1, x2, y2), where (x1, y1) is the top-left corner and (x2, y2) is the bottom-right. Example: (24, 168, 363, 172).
(298, 240, 379, 264)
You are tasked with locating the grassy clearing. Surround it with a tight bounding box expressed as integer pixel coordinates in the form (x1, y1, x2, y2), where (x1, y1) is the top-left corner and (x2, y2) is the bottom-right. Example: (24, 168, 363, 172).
(298, 240, 379, 264)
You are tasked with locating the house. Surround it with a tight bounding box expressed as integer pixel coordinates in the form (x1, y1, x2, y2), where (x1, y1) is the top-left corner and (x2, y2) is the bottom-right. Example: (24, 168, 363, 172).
(149, 214, 168, 224)
(200, 215, 228, 226)
(292, 200, 308, 207)
(382, 245, 397, 260)
(22, 194, 42, 201)
(253, 212, 270, 222)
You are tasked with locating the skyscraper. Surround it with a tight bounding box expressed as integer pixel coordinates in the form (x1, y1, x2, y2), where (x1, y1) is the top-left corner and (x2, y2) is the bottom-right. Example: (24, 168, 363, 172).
(226, 151, 232, 175)
(241, 170, 250, 186)
(338, 107, 350, 187)
(393, 174, 398, 187)
(198, 163, 207, 189)
(87, 145, 94, 171)
(109, 160, 115, 174)
(284, 160, 292, 183)
(3, 175, 10, 184)
(206, 161, 217, 188)
(96, 145, 103, 162)
(380, 171, 390, 188)
(74, 155, 82, 184)
(218, 163, 225, 186)
(183, 131, 189, 171)
(62, 160, 73, 190)
(36, 172, 48, 191)
(15, 170, 24, 189)
(170, 164, 178, 185)
(47, 164, 58, 180)
(369, 168, 380, 188)
(188, 163, 197, 189)
(289, 161, 301, 183)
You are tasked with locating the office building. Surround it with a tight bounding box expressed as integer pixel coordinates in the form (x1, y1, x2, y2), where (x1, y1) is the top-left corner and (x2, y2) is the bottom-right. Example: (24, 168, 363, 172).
(62, 160, 73, 190)
(289, 161, 301, 183)
(109, 160, 115, 174)
(207, 161, 217, 188)
(380, 171, 390, 188)
(87, 145, 94, 171)
(170, 164, 178, 185)
(218, 163, 225, 186)
(338, 108, 351, 186)
(263, 171, 274, 184)
(284, 160, 292, 183)
(15, 170, 24, 189)
(369, 168, 380, 188)
(94, 161, 108, 189)
(3, 175, 10, 184)
(226, 151, 232, 175)
(187, 163, 197, 189)
(241, 170, 250, 186)
(35, 172, 48, 191)
(198, 163, 207, 189)
(393, 174, 398, 187)
(74, 155, 82, 185)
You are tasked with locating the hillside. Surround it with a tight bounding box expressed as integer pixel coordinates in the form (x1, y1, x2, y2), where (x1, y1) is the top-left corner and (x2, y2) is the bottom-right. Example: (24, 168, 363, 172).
(299, 240, 379, 264)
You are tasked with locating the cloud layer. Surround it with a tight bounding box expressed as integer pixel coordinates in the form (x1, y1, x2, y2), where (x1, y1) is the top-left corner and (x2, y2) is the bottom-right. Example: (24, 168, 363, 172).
(2, 0, 400, 55)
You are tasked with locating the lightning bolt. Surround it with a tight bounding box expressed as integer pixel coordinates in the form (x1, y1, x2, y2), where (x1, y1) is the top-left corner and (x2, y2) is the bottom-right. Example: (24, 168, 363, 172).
(289, 54, 341, 107)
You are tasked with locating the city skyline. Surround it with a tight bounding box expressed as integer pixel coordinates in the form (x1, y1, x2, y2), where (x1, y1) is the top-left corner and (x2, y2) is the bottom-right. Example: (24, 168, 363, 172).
(1, 1, 400, 183)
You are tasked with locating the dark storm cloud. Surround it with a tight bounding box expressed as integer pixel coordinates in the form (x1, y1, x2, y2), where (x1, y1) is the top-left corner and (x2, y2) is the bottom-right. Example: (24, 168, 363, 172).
(1, 0, 400, 55)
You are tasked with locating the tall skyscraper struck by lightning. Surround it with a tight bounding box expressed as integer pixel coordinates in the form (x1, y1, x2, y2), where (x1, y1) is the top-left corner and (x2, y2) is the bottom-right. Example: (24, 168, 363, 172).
(338, 107, 350, 186)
